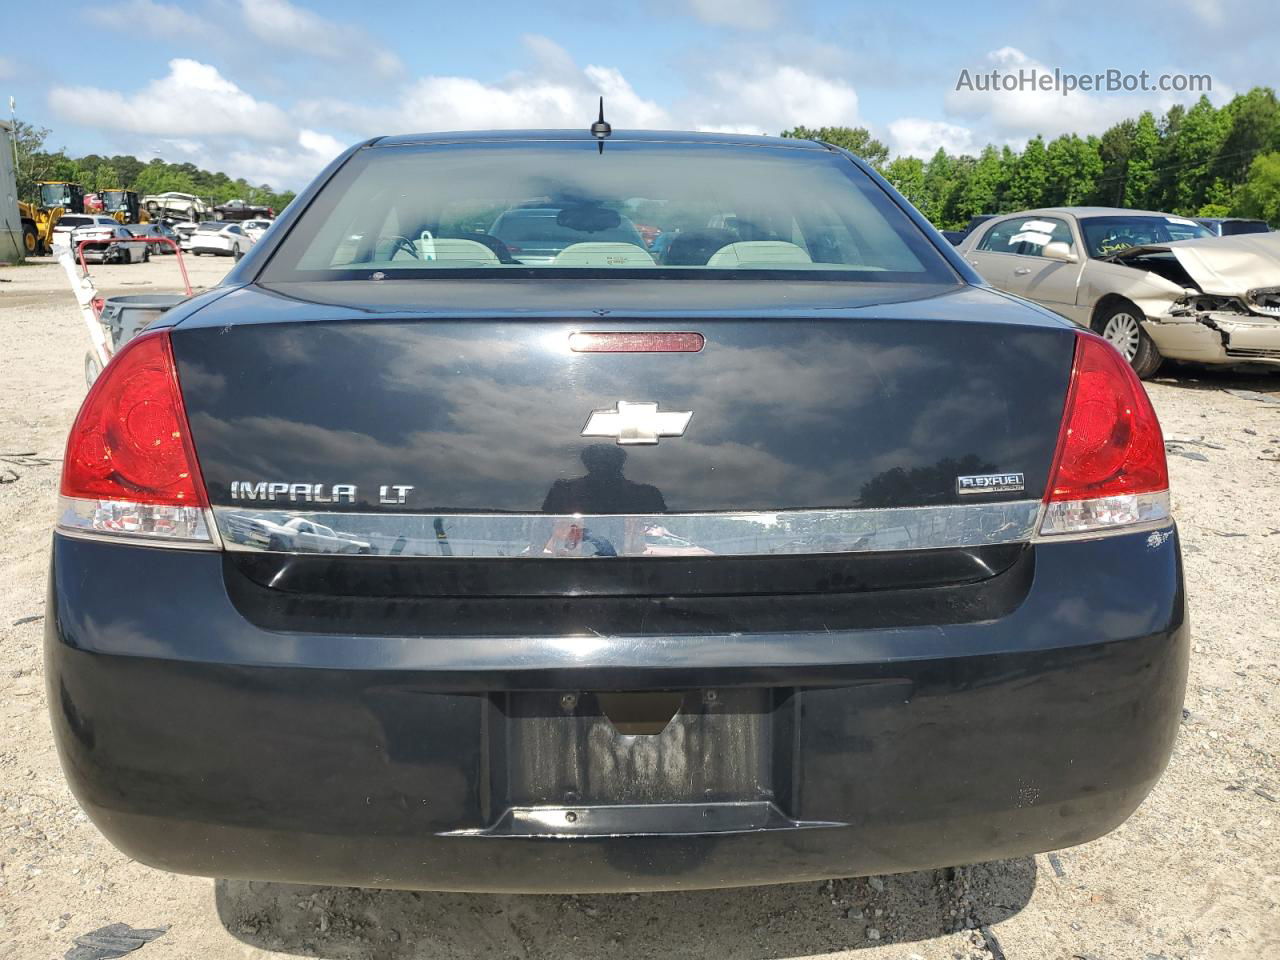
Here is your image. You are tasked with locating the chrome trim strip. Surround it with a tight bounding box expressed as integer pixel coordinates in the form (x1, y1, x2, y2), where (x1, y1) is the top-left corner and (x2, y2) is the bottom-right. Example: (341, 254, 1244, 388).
(211, 500, 1044, 558)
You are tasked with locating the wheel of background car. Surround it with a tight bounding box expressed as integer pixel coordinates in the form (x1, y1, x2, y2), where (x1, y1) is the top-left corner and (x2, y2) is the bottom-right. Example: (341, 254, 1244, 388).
(141, 247, 150, 263)
(84, 352, 101, 388)
(1095, 301, 1162, 379)
(267, 535, 286, 551)
(234, 244, 243, 261)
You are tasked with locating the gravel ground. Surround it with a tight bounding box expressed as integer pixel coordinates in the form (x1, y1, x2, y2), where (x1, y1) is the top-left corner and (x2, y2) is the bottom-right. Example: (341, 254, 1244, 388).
(1, 256, 1277, 960)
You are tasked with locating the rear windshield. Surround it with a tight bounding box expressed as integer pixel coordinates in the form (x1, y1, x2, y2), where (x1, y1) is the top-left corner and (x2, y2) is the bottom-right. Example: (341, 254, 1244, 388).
(1081, 215, 1214, 257)
(58, 216, 93, 229)
(1221, 220, 1270, 235)
(261, 140, 955, 283)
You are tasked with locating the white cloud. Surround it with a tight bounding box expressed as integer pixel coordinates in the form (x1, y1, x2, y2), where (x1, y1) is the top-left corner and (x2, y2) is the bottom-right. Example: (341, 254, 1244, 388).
(297, 36, 671, 136)
(49, 59, 294, 143)
(1181, 0, 1225, 24)
(239, 0, 403, 78)
(0, 56, 16, 81)
(690, 65, 859, 135)
(686, 0, 779, 30)
(40, 38, 864, 189)
(888, 118, 981, 159)
(225, 129, 346, 186)
(945, 46, 1223, 141)
(85, 0, 221, 40)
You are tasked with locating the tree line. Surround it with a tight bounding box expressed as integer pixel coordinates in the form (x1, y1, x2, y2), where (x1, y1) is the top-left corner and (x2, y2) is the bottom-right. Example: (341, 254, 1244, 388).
(10, 120, 297, 213)
(11, 87, 1280, 229)
(782, 86, 1280, 229)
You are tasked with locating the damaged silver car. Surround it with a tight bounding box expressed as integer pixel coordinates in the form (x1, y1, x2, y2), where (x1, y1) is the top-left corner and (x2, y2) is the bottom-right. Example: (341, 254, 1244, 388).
(958, 207, 1280, 377)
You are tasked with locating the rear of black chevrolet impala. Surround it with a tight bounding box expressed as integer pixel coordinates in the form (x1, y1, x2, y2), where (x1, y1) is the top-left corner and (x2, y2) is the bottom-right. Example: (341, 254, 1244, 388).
(46, 132, 1187, 892)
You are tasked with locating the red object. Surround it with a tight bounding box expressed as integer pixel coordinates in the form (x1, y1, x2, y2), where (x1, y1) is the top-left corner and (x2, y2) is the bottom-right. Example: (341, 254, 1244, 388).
(61, 331, 208, 507)
(76, 236, 194, 299)
(569, 332, 705, 353)
(1045, 333, 1167, 502)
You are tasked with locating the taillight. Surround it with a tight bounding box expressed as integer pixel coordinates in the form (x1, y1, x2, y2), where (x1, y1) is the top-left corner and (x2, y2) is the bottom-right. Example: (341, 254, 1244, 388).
(1038, 333, 1170, 537)
(57, 331, 215, 547)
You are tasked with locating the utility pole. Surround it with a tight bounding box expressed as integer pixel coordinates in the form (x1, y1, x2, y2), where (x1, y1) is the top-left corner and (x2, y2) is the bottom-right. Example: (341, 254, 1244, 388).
(7, 98, 17, 179)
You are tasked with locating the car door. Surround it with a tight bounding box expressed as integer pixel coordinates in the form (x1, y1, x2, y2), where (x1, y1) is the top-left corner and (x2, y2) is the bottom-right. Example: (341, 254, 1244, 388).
(961, 216, 1023, 290)
(292, 520, 320, 551)
(1001, 217, 1085, 318)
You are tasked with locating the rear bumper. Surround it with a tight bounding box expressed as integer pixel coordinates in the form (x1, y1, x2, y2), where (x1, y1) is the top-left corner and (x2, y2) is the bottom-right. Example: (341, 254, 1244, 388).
(46, 526, 1188, 892)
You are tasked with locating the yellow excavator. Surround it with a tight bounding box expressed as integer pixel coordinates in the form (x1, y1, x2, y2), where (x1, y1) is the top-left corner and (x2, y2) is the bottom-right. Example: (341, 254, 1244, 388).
(17, 182, 87, 256)
(38, 181, 86, 215)
(18, 200, 63, 256)
(100, 189, 149, 225)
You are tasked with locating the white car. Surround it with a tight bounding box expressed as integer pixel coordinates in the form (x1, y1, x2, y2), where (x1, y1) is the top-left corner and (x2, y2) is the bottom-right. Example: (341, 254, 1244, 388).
(70, 224, 150, 264)
(241, 219, 273, 243)
(222, 515, 372, 554)
(52, 214, 120, 246)
(188, 221, 250, 259)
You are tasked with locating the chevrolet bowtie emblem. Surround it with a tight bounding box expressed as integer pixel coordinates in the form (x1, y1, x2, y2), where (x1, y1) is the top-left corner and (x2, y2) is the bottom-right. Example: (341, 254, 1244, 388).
(581, 401, 693, 445)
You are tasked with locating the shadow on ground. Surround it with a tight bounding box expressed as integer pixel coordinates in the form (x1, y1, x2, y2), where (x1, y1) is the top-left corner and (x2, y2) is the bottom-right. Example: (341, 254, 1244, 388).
(1151, 362, 1280, 394)
(215, 859, 1035, 959)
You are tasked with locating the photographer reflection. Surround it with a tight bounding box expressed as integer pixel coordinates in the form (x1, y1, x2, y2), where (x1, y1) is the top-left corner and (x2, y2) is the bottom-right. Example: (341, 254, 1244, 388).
(537, 445, 667, 557)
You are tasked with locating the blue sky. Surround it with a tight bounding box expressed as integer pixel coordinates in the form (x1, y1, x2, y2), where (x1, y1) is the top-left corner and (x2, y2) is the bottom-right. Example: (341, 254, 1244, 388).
(1, 0, 1272, 189)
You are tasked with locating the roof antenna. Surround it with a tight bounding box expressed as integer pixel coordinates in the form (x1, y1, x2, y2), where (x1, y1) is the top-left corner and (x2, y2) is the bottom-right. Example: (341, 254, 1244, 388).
(590, 96, 611, 154)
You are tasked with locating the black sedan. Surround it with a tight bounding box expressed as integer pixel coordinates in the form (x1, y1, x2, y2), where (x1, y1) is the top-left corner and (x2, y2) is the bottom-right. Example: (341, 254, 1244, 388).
(47, 128, 1187, 893)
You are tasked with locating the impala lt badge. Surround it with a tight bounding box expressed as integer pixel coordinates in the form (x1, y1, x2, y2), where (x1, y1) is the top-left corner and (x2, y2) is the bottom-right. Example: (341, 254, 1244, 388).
(581, 401, 692, 445)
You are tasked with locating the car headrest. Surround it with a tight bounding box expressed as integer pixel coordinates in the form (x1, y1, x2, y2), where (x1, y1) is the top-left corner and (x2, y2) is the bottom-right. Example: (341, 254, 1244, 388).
(707, 241, 813, 267)
(552, 242, 654, 266)
(659, 229, 736, 266)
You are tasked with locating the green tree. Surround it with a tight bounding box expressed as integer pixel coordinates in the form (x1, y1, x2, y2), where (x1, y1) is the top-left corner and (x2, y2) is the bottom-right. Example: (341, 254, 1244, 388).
(956, 146, 1005, 220)
(1092, 119, 1136, 206)
(1152, 97, 1228, 212)
(919, 148, 957, 225)
(1006, 136, 1049, 210)
(1216, 87, 1280, 186)
(1045, 134, 1102, 207)
(780, 126, 890, 169)
(1123, 112, 1160, 208)
(1235, 151, 1280, 224)
(882, 155, 925, 208)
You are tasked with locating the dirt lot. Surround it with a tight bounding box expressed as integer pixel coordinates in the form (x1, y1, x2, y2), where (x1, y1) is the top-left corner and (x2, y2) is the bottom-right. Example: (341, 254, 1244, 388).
(1, 255, 1277, 960)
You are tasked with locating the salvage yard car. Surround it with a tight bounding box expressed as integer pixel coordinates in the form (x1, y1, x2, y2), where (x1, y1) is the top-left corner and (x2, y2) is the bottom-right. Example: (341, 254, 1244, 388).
(47, 129, 1188, 893)
(124, 221, 181, 253)
(959, 207, 1280, 377)
(70, 223, 150, 263)
(187, 220, 250, 258)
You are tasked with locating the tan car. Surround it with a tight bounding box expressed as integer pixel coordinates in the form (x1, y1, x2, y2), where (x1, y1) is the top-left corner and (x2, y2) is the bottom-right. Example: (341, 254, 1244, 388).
(957, 207, 1280, 377)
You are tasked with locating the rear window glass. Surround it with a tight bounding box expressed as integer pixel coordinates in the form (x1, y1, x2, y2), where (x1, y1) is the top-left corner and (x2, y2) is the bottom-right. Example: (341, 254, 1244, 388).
(261, 141, 956, 283)
(1221, 220, 1269, 235)
(58, 216, 93, 229)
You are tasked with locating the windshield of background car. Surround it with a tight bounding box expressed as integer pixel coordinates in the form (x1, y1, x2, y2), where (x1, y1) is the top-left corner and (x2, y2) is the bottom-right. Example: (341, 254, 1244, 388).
(1081, 215, 1215, 257)
(262, 140, 956, 283)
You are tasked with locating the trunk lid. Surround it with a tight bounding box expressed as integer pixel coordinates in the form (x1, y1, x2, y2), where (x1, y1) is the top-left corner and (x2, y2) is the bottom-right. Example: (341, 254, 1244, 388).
(172, 283, 1073, 518)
